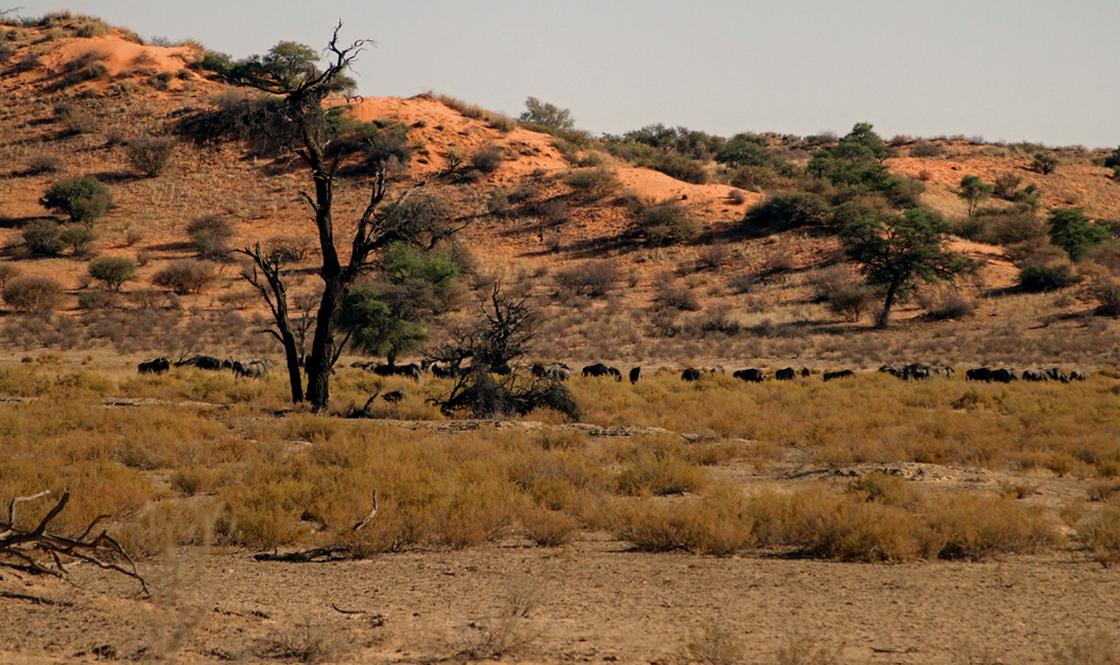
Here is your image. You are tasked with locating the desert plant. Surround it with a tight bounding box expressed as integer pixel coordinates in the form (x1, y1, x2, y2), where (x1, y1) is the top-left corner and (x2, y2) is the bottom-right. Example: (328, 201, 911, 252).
(958, 175, 993, 216)
(3, 275, 63, 313)
(1092, 276, 1120, 316)
(563, 167, 621, 202)
(518, 97, 575, 131)
(635, 200, 697, 245)
(918, 286, 976, 319)
(59, 225, 95, 256)
(153, 260, 215, 295)
(23, 154, 60, 176)
(125, 135, 175, 177)
(186, 214, 234, 259)
(555, 261, 618, 298)
(812, 267, 875, 322)
(21, 219, 65, 256)
(744, 191, 830, 229)
(88, 256, 137, 291)
(0, 264, 20, 288)
(1031, 152, 1058, 174)
(1049, 207, 1108, 262)
(1018, 262, 1079, 292)
(471, 143, 505, 173)
(40, 176, 110, 227)
(656, 284, 701, 312)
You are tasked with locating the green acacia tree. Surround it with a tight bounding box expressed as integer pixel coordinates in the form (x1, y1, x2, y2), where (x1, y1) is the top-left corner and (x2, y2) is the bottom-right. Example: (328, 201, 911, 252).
(958, 175, 993, 216)
(1048, 207, 1107, 261)
(518, 97, 574, 131)
(840, 207, 969, 329)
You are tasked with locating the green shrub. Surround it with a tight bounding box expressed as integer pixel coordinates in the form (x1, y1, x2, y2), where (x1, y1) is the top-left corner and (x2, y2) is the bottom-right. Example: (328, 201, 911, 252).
(153, 260, 215, 295)
(1018, 262, 1080, 291)
(88, 256, 137, 291)
(649, 153, 707, 184)
(186, 214, 234, 259)
(59, 225, 95, 256)
(3, 276, 63, 313)
(635, 200, 697, 245)
(21, 219, 64, 256)
(40, 176, 110, 226)
(745, 191, 830, 229)
(1049, 207, 1108, 261)
(125, 135, 175, 177)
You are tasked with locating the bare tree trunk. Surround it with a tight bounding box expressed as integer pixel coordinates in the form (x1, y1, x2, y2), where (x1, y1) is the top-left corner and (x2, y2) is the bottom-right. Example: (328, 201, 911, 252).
(305, 274, 345, 411)
(876, 279, 900, 330)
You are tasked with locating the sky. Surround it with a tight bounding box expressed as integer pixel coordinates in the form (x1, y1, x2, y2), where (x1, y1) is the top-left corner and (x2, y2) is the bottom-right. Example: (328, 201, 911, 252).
(15, 0, 1120, 147)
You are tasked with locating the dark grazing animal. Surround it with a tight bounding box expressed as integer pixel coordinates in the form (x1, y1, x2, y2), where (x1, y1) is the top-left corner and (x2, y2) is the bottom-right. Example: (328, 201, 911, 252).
(989, 368, 1016, 383)
(138, 357, 170, 375)
(1022, 369, 1048, 382)
(966, 367, 992, 382)
(681, 368, 703, 382)
(1070, 370, 1088, 381)
(382, 390, 404, 404)
(733, 368, 765, 383)
(430, 363, 459, 379)
(823, 369, 855, 382)
(231, 359, 272, 378)
(175, 355, 223, 371)
(533, 363, 572, 382)
(1045, 367, 1070, 383)
(629, 367, 641, 384)
(775, 367, 796, 381)
(582, 363, 615, 379)
(608, 367, 623, 381)
(800, 367, 812, 377)
(371, 363, 423, 381)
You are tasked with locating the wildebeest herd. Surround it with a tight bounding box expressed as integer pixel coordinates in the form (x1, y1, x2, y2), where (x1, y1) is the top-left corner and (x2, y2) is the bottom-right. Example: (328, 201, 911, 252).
(137, 355, 273, 378)
(138, 355, 1090, 386)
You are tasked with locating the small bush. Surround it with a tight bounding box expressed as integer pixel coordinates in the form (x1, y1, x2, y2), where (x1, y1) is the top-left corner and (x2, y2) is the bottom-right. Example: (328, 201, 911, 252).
(88, 256, 137, 291)
(40, 176, 111, 226)
(563, 167, 621, 202)
(471, 144, 504, 173)
(125, 135, 175, 177)
(635, 201, 697, 245)
(0, 264, 20, 288)
(649, 153, 708, 184)
(186, 214, 234, 259)
(77, 290, 116, 310)
(59, 225, 95, 256)
(918, 286, 975, 320)
(812, 267, 874, 322)
(21, 219, 65, 256)
(520, 508, 578, 546)
(555, 261, 618, 298)
(910, 142, 943, 157)
(23, 154, 60, 176)
(655, 284, 701, 311)
(1018, 262, 1080, 292)
(1031, 152, 1058, 174)
(56, 105, 96, 135)
(615, 488, 753, 555)
(3, 276, 63, 313)
(486, 188, 513, 218)
(153, 260, 215, 295)
(744, 191, 830, 229)
(1093, 276, 1120, 316)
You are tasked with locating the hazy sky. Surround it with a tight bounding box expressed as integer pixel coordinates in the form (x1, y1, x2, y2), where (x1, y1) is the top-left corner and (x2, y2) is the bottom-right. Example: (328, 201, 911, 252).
(17, 1, 1120, 147)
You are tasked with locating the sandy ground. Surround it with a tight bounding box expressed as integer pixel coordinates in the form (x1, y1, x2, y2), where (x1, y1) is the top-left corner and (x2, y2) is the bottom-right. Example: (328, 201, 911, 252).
(1, 541, 1117, 664)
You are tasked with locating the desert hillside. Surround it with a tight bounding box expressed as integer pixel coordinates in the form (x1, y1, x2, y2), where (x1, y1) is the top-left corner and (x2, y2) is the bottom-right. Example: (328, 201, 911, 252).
(1, 12, 1119, 367)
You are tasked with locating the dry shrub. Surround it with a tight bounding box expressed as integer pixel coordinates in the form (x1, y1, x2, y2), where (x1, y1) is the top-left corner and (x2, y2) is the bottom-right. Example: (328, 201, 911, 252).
(683, 625, 744, 665)
(918, 286, 976, 320)
(614, 486, 754, 555)
(153, 260, 215, 294)
(255, 623, 336, 663)
(811, 266, 874, 322)
(924, 495, 1058, 560)
(1077, 504, 1120, 562)
(519, 507, 578, 546)
(1051, 633, 1120, 665)
(564, 167, 621, 202)
(555, 260, 618, 298)
(1092, 276, 1120, 316)
(616, 451, 708, 496)
(655, 283, 701, 312)
(471, 143, 505, 173)
(114, 498, 223, 558)
(125, 135, 175, 177)
(775, 636, 843, 665)
(461, 581, 541, 660)
(635, 200, 697, 245)
(2, 275, 63, 313)
(0, 264, 21, 288)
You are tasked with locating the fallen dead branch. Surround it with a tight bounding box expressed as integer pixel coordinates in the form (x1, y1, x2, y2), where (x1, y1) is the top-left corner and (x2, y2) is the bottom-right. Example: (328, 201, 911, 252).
(254, 487, 377, 564)
(0, 490, 149, 596)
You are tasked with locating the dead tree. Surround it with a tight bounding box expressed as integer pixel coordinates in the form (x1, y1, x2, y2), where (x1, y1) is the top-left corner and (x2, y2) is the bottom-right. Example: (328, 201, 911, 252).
(0, 490, 148, 596)
(213, 25, 451, 411)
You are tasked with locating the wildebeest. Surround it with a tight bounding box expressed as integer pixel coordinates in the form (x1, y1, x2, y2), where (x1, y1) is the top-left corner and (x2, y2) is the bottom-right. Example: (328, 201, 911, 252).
(800, 367, 812, 377)
(1045, 368, 1070, 383)
(382, 390, 404, 403)
(175, 355, 223, 371)
(775, 367, 796, 381)
(583, 363, 619, 380)
(370, 363, 423, 381)
(430, 363, 459, 379)
(533, 363, 572, 382)
(231, 359, 272, 379)
(989, 368, 1016, 383)
(681, 368, 703, 382)
(1070, 370, 1088, 381)
(966, 367, 992, 382)
(823, 369, 855, 382)
(629, 367, 641, 384)
(1022, 369, 1048, 382)
(733, 368, 765, 383)
(138, 357, 170, 375)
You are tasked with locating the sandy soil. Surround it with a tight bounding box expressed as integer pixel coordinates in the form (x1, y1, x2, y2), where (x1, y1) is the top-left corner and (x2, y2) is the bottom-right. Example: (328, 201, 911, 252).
(1, 543, 1115, 664)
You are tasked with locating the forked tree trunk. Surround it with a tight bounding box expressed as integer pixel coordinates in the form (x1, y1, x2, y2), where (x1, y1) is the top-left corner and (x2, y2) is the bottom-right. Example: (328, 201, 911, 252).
(305, 272, 346, 411)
